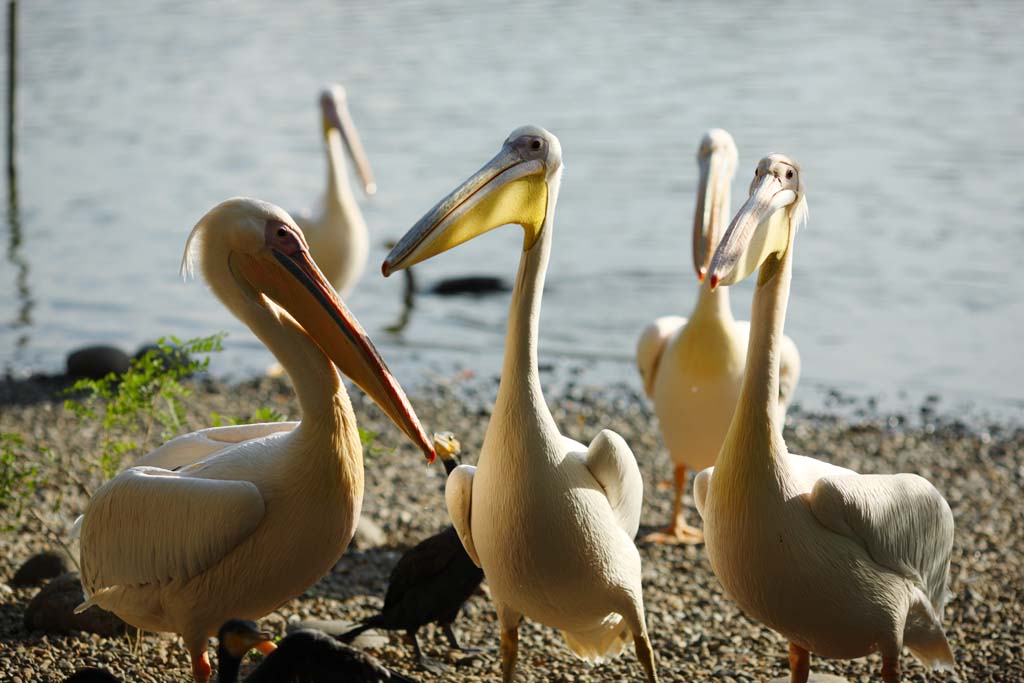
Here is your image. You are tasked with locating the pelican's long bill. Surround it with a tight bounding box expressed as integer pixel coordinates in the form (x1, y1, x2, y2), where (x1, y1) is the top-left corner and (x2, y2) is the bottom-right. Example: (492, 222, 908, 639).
(233, 221, 434, 461)
(693, 131, 735, 280)
(382, 143, 548, 276)
(322, 87, 377, 196)
(708, 155, 801, 289)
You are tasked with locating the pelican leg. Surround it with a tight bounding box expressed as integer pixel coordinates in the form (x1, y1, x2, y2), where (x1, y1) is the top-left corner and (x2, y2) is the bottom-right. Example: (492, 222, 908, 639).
(190, 649, 212, 683)
(881, 654, 901, 683)
(496, 602, 522, 683)
(788, 642, 809, 683)
(500, 627, 519, 683)
(408, 628, 445, 674)
(633, 631, 659, 683)
(643, 464, 703, 544)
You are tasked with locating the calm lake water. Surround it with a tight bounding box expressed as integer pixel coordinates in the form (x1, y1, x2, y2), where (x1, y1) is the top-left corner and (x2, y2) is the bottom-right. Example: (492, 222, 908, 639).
(2, 1, 1022, 415)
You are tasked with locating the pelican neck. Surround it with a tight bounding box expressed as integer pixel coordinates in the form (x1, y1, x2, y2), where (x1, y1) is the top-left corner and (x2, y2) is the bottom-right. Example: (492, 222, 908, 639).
(691, 276, 735, 324)
(324, 129, 358, 216)
(717, 223, 796, 474)
(492, 175, 561, 440)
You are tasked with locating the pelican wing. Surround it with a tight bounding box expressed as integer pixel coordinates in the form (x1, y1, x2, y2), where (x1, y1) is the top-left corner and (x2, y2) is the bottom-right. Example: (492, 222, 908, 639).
(635, 315, 686, 397)
(135, 422, 298, 471)
(580, 430, 644, 539)
(80, 466, 265, 592)
(807, 472, 954, 610)
(694, 453, 850, 520)
(444, 465, 480, 567)
(693, 466, 713, 519)
(778, 332, 801, 410)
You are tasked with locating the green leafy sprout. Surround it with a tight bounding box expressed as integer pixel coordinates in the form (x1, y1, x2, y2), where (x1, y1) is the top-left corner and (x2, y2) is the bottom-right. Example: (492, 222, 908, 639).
(62, 333, 226, 479)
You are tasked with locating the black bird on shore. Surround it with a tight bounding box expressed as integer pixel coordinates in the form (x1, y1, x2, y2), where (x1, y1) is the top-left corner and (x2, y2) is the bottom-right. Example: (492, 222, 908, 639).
(339, 432, 484, 673)
(216, 619, 418, 683)
(62, 668, 121, 683)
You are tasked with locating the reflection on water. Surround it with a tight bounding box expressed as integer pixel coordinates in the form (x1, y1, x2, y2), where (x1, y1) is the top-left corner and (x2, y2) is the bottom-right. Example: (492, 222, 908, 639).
(0, 1, 1022, 413)
(4, 0, 31, 356)
(5, 168, 31, 352)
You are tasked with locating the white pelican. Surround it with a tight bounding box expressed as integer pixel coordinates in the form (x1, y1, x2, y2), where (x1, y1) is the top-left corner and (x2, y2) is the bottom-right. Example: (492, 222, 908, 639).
(75, 198, 434, 683)
(383, 126, 659, 683)
(637, 129, 800, 544)
(295, 84, 376, 296)
(695, 156, 955, 682)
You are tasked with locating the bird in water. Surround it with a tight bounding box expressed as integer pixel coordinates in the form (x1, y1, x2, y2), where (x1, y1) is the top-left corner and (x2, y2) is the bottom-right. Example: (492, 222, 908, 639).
(73, 198, 435, 683)
(295, 84, 377, 296)
(216, 619, 419, 682)
(339, 432, 485, 673)
(384, 126, 659, 683)
(637, 129, 800, 544)
(695, 155, 955, 682)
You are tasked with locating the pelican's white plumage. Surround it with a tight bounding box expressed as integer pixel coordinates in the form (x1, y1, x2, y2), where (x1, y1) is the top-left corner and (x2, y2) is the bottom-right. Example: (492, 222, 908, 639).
(637, 129, 800, 544)
(295, 84, 376, 296)
(76, 198, 433, 683)
(384, 127, 658, 683)
(696, 156, 954, 682)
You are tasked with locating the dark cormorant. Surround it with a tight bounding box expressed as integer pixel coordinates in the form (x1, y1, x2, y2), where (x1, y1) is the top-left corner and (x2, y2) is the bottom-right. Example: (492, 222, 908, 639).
(339, 433, 484, 673)
(217, 619, 418, 682)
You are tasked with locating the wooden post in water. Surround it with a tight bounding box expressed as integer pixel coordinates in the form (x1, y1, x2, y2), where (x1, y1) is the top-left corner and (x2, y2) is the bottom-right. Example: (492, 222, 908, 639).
(6, 0, 15, 183)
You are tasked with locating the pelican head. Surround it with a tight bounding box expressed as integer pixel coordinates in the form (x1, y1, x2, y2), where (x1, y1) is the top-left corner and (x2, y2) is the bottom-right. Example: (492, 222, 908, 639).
(693, 129, 738, 281)
(708, 154, 807, 289)
(320, 84, 377, 196)
(185, 198, 434, 461)
(217, 619, 272, 660)
(381, 125, 562, 276)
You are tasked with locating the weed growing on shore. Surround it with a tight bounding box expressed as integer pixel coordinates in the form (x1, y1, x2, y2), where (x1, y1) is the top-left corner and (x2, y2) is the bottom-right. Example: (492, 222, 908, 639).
(62, 333, 226, 479)
(0, 433, 56, 529)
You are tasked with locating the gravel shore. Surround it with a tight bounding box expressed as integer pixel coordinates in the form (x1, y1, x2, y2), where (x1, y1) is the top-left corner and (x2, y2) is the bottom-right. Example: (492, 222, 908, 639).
(1, 372, 1021, 682)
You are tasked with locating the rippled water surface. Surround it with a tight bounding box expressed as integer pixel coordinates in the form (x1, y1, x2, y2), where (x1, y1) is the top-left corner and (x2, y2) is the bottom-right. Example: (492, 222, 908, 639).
(2, 1, 1022, 413)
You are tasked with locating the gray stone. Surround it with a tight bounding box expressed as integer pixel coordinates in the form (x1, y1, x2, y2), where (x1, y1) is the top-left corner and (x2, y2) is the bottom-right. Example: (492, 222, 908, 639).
(66, 346, 130, 380)
(11, 551, 68, 587)
(24, 572, 134, 637)
(350, 515, 387, 549)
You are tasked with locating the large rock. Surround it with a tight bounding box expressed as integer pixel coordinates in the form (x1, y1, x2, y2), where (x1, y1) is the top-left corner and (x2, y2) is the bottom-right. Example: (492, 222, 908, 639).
(24, 572, 133, 637)
(66, 346, 130, 379)
(11, 551, 68, 587)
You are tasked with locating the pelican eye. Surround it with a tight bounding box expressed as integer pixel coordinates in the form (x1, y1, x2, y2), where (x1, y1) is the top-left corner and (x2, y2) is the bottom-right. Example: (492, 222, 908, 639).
(277, 227, 287, 238)
(785, 169, 794, 179)
(530, 139, 542, 151)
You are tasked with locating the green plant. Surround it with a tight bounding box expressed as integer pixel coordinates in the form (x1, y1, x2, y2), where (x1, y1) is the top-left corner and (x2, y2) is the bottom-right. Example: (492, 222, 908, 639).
(0, 432, 55, 529)
(210, 406, 287, 427)
(63, 333, 226, 479)
(358, 426, 391, 458)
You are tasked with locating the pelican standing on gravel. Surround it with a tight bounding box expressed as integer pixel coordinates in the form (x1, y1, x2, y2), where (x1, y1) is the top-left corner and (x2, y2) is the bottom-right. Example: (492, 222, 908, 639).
(295, 84, 377, 296)
(637, 129, 800, 544)
(383, 126, 658, 683)
(695, 156, 955, 682)
(75, 198, 435, 683)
